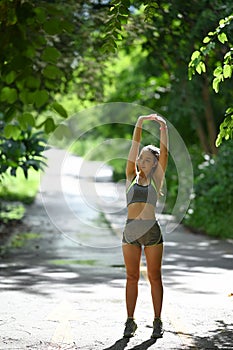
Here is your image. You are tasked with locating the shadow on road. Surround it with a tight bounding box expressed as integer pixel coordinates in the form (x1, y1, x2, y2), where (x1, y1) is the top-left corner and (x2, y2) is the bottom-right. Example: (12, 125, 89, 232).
(0, 253, 125, 296)
(103, 337, 157, 350)
(128, 338, 157, 350)
(166, 319, 233, 350)
(103, 319, 233, 350)
(193, 320, 233, 350)
(103, 337, 129, 350)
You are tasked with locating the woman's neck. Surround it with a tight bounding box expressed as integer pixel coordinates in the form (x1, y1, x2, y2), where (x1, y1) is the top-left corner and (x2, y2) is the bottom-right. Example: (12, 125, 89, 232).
(137, 173, 151, 185)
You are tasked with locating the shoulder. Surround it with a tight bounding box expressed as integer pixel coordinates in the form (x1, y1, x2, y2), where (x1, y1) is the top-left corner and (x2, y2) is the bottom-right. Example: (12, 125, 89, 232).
(126, 174, 137, 192)
(126, 170, 137, 184)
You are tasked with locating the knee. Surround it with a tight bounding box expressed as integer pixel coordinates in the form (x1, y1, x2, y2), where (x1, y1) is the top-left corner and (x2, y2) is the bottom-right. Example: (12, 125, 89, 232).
(147, 269, 162, 285)
(126, 270, 140, 284)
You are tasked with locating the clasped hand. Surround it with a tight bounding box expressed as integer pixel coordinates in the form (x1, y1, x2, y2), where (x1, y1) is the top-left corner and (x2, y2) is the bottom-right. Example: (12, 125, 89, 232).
(138, 114, 166, 126)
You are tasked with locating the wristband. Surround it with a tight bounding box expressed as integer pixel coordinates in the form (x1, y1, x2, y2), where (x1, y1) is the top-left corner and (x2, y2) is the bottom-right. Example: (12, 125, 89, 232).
(160, 125, 167, 130)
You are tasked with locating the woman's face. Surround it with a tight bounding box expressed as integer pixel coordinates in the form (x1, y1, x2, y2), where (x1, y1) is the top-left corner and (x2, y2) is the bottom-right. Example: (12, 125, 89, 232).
(137, 149, 157, 176)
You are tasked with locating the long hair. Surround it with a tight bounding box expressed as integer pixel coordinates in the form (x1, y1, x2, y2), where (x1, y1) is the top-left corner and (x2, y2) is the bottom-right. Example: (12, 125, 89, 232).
(142, 145, 164, 195)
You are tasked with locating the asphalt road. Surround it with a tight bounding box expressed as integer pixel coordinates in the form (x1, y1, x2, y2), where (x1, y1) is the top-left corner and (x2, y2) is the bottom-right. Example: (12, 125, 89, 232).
(0, 150, 232, 350)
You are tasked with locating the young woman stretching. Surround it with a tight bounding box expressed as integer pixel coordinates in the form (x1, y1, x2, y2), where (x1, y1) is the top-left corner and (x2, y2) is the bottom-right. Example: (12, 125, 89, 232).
(122, 114, 168, 338)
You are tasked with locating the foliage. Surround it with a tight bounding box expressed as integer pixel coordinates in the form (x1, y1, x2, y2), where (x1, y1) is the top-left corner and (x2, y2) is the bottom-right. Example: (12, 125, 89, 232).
(0, 202, 25, 224)
(101, 0, 130, 54)
(188, 15, 233, 146)
(185, 141, 233, 239)
(216, 108, 233, 146)
(9, 232, 41, 249)
(0, 0, 111, 179)
(0, 168, 40, 204)
(102, 0, 233, 155)
(0, 0, 73, 130)
(0, 168, 40, 246)
(0, 119, 47, 180)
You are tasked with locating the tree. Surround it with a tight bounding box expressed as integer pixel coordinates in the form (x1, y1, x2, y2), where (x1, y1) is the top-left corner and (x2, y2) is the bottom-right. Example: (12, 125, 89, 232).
(0, 0, 109, 178)
(188, 14, 233, 146)
(101, 0, 233, 154)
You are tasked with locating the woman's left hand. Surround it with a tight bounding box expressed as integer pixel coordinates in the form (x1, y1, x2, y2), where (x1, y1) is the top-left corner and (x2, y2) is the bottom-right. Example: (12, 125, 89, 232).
(141, 114, 166, 126)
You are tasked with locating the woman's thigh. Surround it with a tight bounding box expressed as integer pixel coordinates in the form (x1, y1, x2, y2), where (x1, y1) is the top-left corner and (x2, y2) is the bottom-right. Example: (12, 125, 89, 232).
(144, 244, 163, 277)
(122, 244, 142, 276)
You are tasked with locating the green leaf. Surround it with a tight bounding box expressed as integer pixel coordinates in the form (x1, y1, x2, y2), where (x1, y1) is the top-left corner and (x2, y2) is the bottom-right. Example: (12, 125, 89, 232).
(219, 19, 226, 26)
(44, 118, 56, 134)
(19, 90, 35, 104)
(34, 90, 49, 108)
(217, 32, 228, 44)
(203, 36, 211, 44)
(51, 102, 68, 118)
(225, 107, 233, 115)
(223, 64, 232, 79)
(188, 67, 194, 80)
(190, 51, 200, 61)
(213, 77, 221, 93)
(213, 66, 223, 77)
(216, 108, 233, 146)
(53, 124, 71, 140)
(24, 46, 36, 59)
(5, 107, 17, 122)
(224, 51, 232, 62)
(61, 19, 74, 33)
(196, 64, 202, 74)
(41, 47, 61, 63)
(34, 7, 47, 23)
(215, 134, 221, 147)
(43, 19, 61, 35)
(0, 87, 18, 103)
(200, 61, 206, 73)
(26, 76, 41, 89)
(4, 71, 16, 84)
(4, 125, 21, 140)
(43, 65, 63, 79)
(18, 113, 35, 130)
(196, 62, 206, 74)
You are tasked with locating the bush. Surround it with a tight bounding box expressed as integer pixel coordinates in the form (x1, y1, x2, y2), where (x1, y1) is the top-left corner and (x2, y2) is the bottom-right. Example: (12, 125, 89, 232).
(185, 140, 233, 239)
(0, 119, 47, 180)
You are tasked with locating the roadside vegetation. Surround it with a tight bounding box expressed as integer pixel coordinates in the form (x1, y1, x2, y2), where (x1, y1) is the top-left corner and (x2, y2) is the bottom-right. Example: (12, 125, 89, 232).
(0, 0, 232, 239)
(0, 169, 40, 246)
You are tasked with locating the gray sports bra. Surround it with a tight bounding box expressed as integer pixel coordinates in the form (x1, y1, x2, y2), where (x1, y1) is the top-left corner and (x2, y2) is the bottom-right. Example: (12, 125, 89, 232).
(126, 176, 157, 207)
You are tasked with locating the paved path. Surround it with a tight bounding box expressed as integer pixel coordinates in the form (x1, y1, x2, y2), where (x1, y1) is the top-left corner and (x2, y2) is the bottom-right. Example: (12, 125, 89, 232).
(0, 150, 232, 350)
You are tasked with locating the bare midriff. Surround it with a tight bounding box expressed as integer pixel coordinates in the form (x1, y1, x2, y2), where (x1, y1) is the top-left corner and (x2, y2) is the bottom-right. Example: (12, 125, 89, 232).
(127, 202, 156, 220)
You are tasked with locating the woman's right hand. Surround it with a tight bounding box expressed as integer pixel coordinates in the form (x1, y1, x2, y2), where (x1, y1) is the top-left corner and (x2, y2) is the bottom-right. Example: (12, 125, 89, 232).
(139, 114, 166, 126)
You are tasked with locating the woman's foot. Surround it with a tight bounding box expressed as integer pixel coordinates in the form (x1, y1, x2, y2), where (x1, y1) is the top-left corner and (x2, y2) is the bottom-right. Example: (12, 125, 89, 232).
(123, 318, 137, 337)
(151, 317, 164, 338)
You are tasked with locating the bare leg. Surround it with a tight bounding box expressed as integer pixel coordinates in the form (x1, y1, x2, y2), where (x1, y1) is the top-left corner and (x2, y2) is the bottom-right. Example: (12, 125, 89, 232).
(122, 244, 142, 318)
(144, 244, 163, 318)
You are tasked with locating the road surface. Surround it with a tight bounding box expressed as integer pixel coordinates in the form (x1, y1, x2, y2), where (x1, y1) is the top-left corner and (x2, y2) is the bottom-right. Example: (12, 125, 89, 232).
(0, 150, 232, 349)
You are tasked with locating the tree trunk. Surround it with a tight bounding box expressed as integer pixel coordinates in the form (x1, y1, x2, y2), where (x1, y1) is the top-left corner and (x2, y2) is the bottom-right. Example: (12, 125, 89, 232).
(192, 112, 210, 154)
(202, 77, 218, 154)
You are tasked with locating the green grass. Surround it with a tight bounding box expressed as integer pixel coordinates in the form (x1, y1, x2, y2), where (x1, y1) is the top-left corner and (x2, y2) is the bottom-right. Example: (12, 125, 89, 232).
(0, 232, 42, 255)
(0, 202, 25, 223)
(0, 168, 41, 204)
(10, 232, 41, 248)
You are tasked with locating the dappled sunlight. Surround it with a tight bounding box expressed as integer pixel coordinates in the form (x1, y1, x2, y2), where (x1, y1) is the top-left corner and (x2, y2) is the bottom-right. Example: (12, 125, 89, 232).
(163, 226, 233, 296)
(0, 259, 125, 296)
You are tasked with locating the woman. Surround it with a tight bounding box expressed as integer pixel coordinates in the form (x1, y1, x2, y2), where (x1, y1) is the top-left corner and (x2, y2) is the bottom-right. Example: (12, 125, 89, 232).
(122, 114, 168, 338)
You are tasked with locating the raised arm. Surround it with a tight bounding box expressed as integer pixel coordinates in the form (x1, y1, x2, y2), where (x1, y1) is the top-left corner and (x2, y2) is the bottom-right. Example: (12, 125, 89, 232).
(126, 116, 143, 181)
(153, 116, 169, 192)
